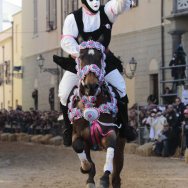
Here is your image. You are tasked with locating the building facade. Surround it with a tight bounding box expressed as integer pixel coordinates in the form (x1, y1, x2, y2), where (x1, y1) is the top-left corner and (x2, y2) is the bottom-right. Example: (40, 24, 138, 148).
(21, 0, 188, 110)
(0, 11, 22, 109)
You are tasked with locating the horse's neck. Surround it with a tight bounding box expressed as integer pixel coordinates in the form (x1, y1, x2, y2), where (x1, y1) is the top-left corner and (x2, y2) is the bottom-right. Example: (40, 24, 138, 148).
(95, 89, 110, 107)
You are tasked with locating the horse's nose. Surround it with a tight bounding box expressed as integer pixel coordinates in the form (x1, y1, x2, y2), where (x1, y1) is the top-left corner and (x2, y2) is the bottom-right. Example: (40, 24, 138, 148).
(84, 84, 99, 96)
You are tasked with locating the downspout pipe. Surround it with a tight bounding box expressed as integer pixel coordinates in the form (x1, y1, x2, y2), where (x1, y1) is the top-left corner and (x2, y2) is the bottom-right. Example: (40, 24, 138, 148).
(161, 0, 165, 103)
(11, 21, 14, 109)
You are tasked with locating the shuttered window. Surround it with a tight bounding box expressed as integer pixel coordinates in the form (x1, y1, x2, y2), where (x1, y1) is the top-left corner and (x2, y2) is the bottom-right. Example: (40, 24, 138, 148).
(64, 0, 78, 17)
(33, 0, 38, 36)
(46, 0, 57, 31)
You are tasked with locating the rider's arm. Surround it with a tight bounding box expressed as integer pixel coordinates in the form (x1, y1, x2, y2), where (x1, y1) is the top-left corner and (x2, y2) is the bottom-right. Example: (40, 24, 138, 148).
(60, 14, 80, 58)
(104, 0, 131, 23)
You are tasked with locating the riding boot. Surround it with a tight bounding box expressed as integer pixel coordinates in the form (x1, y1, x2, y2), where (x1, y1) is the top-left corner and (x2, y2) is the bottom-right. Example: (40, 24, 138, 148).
(118, 95, 138, 142)
(61, 104, 72, 146)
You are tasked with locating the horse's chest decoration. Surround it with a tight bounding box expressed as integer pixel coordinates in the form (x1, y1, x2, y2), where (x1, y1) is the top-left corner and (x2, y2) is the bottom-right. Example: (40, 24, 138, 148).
(68, 41, 118, 123)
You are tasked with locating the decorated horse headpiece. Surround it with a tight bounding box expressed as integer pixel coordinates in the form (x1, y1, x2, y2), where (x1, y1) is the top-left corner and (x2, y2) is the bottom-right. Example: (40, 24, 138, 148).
(68, 40, 118, 123)
(76, 40, 106, 85)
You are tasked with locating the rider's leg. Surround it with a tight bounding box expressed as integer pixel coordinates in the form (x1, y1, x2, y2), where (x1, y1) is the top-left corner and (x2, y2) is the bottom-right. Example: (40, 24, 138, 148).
(105, 69, 137, 142)
(59, 71, 79, 146)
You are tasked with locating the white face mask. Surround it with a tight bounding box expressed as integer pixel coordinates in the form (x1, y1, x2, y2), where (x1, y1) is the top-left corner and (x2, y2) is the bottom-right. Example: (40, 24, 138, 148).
(86, 0, 100, 12)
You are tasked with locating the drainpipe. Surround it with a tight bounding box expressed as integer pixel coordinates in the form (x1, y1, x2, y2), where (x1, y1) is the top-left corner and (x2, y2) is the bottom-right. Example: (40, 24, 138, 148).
(2, 46, 5, 108)
(11, 21, 14, 109)
(160, 0, 165, 104)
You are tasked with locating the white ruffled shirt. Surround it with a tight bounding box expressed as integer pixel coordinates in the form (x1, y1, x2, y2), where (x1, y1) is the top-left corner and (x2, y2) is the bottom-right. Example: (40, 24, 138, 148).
(61, 0, 131, 57)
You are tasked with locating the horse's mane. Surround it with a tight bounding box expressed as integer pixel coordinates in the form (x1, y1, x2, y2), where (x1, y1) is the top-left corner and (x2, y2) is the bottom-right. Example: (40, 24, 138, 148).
(79, 48, 102, 69)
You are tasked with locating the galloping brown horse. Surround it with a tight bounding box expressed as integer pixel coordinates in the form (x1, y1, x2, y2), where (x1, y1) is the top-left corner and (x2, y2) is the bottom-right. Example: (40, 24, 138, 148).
(67, 41, 126, 188)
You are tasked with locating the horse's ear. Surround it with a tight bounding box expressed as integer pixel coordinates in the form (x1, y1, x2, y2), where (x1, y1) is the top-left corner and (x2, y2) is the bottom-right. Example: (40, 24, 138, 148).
(97, 34, 104, 44)
(78, 35, 84, 44)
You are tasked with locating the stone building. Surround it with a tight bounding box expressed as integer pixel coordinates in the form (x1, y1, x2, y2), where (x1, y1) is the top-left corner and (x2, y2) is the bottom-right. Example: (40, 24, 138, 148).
(20, 0, 188, 110)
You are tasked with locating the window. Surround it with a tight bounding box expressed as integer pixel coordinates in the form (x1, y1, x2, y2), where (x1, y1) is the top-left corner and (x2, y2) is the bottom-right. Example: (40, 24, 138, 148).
(64, 0, 78, 17)
(150, 74, 159, 103)
(33, 0, 38, 36)
(4, 61, 11, 84)
(46, 0, 57, 31)
(0, 64, 3, 84)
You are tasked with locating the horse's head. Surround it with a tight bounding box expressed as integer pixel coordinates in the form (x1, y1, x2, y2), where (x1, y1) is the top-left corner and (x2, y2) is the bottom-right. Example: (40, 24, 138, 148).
(76, 41, 106, 96)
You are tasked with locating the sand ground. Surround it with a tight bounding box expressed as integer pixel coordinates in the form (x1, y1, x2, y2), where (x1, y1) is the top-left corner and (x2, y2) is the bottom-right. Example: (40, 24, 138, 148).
(0, 142, 188, 188)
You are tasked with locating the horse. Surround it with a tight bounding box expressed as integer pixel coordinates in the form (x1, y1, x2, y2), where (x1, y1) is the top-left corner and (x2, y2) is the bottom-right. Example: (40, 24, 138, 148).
(66, 41, 126, 188)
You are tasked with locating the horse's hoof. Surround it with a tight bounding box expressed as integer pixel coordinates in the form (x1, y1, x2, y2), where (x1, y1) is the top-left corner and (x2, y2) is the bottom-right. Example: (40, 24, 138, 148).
(86, 183, 95, 188)
(99, 177, 109, 188)
(80, 166, 91, 174)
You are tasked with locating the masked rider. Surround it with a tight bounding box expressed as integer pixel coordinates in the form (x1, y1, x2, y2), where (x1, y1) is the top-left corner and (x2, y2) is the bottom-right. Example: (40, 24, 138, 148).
(59, 0, 137, 146)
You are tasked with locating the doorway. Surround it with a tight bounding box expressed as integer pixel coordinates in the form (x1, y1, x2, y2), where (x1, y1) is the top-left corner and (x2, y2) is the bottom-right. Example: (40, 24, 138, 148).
(150, 74, 159, 103)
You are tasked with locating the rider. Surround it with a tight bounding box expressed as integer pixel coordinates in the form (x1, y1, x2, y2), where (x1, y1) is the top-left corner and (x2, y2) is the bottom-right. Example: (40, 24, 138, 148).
(59, 0, 137, 146)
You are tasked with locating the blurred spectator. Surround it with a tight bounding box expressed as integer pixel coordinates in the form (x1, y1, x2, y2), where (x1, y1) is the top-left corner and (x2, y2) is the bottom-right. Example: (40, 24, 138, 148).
(154, 110, 168, 140)
(146, 108, 158, 141)
(163, 86, 174, 104)
(169, 45, 187, 91)
(182, 109, 188, 150)
(128, 104, 138, 129)
(32, 89, 38, 110)
(165, 104, 179, 154)
(0, 109, 61, 136)
(153, 123, 172, 157)
(49, 87, 55, 111)
(174, 97, 185, 125)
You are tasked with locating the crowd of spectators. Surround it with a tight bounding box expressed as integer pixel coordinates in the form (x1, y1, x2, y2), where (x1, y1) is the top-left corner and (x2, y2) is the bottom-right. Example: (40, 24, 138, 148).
(0, 107, 63, 136)
(128, 95, 188, 158)
(1, 94, 188, 159)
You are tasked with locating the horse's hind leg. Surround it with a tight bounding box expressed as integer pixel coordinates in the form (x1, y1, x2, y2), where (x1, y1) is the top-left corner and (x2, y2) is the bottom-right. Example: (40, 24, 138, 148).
(112, 137, 126, 188)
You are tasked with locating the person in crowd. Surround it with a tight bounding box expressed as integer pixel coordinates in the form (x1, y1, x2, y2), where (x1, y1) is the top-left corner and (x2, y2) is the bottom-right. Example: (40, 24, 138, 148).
(32, 89, 38, 110)
(58, 0, 137, 146)
(128, 104, 138, 129)
(174, 97, 185, 148)
(145, 108, 158, 141)
(181, 109, 188, 150)
(154, 123, 172, 157)
(169, 45, 187, 90)
(141, 109, 151, 144)
(146, 94, 158, 111)
(154, 109, 168, 140)
(165, 104, 179, 154)
(0, 111, 6, 132)
(49, 87, 55, 111)
(174, 97, 185, 124)
(169, 53, 178, 91)
(163, 86, 174, 104)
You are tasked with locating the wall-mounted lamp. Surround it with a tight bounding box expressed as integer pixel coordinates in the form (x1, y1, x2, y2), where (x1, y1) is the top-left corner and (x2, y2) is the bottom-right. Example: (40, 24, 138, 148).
(36, 54, 59, 75)
(123, 57, 138, 79)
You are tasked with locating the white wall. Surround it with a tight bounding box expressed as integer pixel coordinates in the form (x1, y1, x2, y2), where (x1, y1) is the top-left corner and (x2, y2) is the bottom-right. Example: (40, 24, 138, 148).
(0, 0, 3, 31)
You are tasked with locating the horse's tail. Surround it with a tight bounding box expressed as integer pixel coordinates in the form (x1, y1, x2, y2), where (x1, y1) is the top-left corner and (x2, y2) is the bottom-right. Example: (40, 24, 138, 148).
(53, 55, 77, 73)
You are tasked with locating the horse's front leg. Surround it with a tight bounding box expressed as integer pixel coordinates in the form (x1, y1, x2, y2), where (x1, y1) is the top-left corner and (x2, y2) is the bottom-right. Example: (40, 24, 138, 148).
(100, 131, 117, 188)
(72, 133, 96, 188)
(112, 137, 126, 188)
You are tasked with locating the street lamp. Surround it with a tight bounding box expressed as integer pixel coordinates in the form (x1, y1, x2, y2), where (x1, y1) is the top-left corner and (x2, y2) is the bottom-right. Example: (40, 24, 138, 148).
(36, 54, 45, 72)
(36, 54, 59, 75)
(123, 57, 138, 79)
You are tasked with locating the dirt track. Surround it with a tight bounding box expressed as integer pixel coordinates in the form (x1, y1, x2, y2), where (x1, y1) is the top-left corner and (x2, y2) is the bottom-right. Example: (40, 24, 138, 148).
(0, 142, 188, 188)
